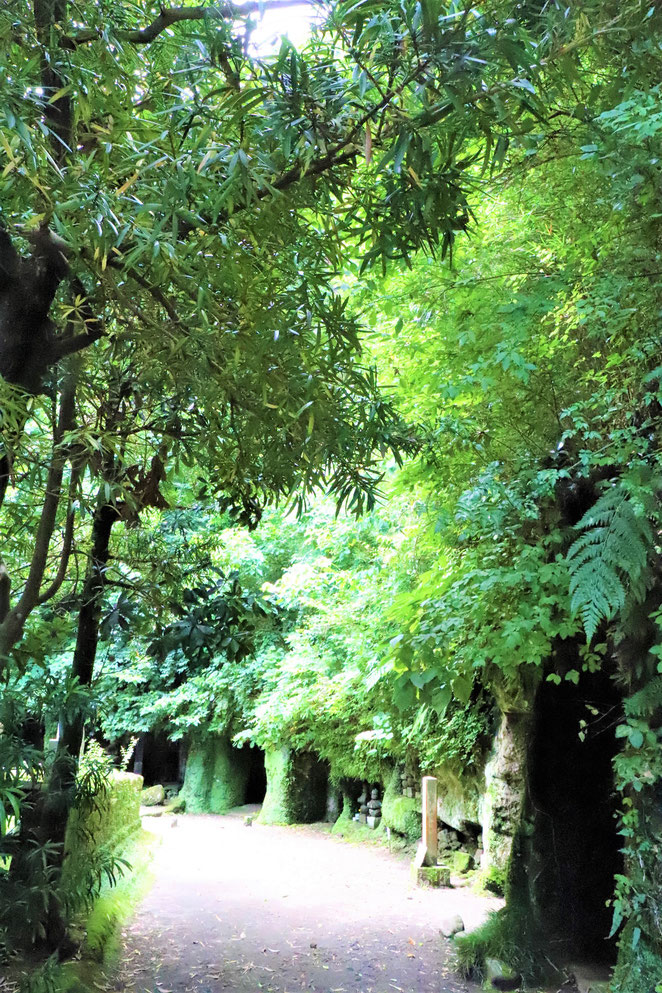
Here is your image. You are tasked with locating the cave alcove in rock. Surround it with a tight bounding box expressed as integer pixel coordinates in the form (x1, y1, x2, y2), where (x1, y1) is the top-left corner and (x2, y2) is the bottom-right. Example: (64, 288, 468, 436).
(134, 732, 184, 787)
(241, 744, 267, 804)
(527, 658, 623, 965)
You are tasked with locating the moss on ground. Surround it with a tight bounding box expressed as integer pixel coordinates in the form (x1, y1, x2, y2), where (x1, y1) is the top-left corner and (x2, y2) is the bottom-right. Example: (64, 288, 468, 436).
(331, 817, 385, 843)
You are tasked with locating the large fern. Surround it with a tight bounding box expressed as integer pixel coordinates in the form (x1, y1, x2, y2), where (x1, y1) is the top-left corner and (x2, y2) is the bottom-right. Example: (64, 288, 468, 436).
(567, 483, 655, 642)
(625, 674, 662, 718)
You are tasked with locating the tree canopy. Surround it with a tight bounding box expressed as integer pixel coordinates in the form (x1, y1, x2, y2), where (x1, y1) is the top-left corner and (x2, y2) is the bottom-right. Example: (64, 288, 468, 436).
(3, 0, 662, 988)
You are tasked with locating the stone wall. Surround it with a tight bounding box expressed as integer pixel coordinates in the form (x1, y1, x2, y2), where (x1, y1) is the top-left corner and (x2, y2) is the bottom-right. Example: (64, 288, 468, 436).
(61, 770, 143, 894)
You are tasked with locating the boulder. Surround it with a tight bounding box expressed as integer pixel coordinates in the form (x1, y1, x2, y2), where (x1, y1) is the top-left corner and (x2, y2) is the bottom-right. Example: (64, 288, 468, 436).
(410, 864, 451, 888)
(141, 784, 166, 806)
(450, 850, 474, 873)
(440, 915, 465, 938)
(485, 957, 522, 991)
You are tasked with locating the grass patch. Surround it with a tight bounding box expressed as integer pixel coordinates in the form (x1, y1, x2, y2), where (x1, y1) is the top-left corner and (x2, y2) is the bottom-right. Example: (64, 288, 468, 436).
(453, 906, 553, 988)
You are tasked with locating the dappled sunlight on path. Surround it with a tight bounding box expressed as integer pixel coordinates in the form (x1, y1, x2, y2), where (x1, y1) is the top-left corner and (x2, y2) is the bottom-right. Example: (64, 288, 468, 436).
(114, 810, 499, 993)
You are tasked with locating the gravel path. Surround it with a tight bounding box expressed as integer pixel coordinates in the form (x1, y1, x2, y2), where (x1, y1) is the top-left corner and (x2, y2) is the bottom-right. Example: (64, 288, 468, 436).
(113, 808, 501, 993)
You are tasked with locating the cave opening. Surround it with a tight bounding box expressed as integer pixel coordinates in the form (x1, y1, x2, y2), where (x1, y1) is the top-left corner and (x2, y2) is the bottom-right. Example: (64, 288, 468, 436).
(136, 732, 184, 787)
(241, 745, 267, 804)
(528, 659, 623, 965)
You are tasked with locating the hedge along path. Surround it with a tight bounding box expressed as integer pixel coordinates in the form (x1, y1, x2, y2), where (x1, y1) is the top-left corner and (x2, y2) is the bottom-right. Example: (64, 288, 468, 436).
(111, 808, 500, 993)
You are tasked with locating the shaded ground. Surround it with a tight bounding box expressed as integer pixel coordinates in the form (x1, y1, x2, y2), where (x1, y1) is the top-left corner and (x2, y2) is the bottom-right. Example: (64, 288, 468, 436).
(113, 806, 502, 993)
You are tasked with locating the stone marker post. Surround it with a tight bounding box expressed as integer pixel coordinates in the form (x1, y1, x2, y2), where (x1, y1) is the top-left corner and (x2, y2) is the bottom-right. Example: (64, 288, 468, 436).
(422, 776, 438, 866)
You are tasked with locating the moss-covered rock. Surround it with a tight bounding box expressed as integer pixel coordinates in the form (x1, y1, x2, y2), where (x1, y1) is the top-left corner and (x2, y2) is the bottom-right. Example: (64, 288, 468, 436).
(383, 794, 420, 840)
(180, 735, 252, 813)
(258, 747, 328, 825)
(62, 771, 143, 898)
(449, 850, 473, 873)
(433, 764, 482, 833)
(331, 790, 354, 834)
(141, 784, 165, 806)
(454, 906, 547, 988)
(481, 709, 532, 882)
(411, 864, 451, 887)
(382, 768, 420, 841)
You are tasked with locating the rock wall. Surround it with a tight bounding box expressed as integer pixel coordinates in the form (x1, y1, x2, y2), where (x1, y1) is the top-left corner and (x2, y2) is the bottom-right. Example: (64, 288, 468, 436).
(62, 770, 143, 894)
(258, 747, 328, 825)
(381, 766, 421, 841)
(434, 764, 483, 834)
(180, 735, 253, 813)
(481, 709, 532, 890)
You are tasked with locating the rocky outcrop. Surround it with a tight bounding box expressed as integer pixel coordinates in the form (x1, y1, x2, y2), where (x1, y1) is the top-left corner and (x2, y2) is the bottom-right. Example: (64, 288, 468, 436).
(258, 747, 328, 825)
(481, 708, 532, 889)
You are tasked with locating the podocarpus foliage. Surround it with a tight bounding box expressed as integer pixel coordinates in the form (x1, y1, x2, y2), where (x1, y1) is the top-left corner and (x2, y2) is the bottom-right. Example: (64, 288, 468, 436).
(2, 0, 662, 976)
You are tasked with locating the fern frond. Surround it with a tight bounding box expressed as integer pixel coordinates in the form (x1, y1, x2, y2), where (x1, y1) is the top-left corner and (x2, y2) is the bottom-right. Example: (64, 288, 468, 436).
(567, 484, 654, 642)
(626, 675, 662, 718)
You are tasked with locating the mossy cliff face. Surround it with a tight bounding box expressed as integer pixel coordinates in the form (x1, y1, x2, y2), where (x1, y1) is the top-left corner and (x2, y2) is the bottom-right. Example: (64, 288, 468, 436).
(181, 736, 251, 813)
(381, 767, 420, 841)
(481, 709, 532, 886)
(433, 764, 482, 834)
(258, 747, 328, 825)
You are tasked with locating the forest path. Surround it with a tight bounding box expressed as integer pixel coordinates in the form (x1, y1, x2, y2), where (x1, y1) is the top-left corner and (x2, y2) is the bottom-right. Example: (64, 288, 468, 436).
(113, 808, 500, 993)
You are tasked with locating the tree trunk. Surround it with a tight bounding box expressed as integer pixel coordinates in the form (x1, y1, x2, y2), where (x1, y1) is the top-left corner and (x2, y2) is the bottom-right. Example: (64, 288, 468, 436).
(12, 501, 117, 953)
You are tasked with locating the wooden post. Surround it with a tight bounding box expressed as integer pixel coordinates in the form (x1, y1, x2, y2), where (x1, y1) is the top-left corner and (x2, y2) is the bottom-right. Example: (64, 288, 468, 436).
(422, 776, 438, 866)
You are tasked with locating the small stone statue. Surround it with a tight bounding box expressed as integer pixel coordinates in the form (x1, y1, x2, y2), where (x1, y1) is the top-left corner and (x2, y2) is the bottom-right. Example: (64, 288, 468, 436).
(367, 788, 382, 818)
(366, 788, 382, 829)
(356, 783, 369, 823)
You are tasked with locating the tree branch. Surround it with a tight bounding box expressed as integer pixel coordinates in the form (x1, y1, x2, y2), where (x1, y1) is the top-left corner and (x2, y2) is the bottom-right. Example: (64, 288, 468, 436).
(0, 369, 78, 660)
(37, 465, 82, 606)
(61, 1, 321, 48)
(0, 563, 10, 624)
(127, 271, 180, 323)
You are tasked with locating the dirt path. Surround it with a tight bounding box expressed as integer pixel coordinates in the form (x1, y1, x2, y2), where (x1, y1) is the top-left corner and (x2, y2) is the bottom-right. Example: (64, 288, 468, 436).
(114, 808, 502, 993)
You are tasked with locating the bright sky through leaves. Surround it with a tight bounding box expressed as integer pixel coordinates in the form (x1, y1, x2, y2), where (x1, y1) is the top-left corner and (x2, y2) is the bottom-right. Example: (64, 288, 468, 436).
(249, 2, 322, 51)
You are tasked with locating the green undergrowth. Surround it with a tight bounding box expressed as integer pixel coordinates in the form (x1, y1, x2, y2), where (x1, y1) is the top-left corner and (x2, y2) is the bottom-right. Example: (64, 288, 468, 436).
(331, 816, 386, 844)
(453, 906, 551, 988)
(16, 828, 155, 993)
(80, 827, 155, 962)
(610, 921, 662, 993)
